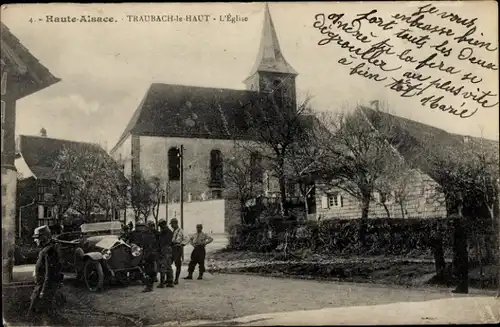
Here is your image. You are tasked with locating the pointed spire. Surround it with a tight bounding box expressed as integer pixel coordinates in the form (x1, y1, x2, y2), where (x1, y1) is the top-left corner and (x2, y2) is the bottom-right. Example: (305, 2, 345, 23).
(249, 3, 297, 76)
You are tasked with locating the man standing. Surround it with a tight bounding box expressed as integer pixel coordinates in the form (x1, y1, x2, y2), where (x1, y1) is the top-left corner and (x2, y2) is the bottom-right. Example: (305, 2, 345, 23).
(28, 225, 63, 322)
(157, 220, 174, 288)
(184, 224, 213, 280)
(170, 218, 189, 284)
(129, 221, 158, 292)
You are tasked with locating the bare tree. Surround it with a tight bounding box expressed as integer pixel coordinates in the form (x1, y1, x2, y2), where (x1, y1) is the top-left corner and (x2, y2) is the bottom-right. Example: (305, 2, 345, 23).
(418, 129, 499, 293)
(224, 146, 260, 224)
(286, 128, 325, 218)
(149, 176, 164, 226)
(315, 107, 398, 220)
(462, 135, 499, 295)
(373, 161, 413, 219)
(238, 94, 314, 217)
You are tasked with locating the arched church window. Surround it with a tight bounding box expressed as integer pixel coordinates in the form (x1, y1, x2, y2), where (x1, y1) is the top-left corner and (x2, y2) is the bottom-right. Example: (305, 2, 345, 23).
(168, 147, 180, 181)
(210, 150, 224, 187)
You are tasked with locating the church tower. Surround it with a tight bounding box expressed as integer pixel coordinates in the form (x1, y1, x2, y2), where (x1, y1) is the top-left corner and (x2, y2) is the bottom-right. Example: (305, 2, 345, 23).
(244, 3, 298, 112)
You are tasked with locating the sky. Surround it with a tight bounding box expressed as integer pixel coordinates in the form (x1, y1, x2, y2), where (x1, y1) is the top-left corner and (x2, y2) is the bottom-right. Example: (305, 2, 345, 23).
(2, 2, 499, 149)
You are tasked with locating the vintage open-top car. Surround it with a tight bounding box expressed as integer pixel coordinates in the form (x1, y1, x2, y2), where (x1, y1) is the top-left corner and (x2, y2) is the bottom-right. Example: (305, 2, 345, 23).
(54, 221, 144, 292)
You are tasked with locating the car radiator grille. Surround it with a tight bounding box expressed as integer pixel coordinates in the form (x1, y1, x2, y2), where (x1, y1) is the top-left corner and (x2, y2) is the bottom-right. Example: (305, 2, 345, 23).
(106, 244, 137, 270)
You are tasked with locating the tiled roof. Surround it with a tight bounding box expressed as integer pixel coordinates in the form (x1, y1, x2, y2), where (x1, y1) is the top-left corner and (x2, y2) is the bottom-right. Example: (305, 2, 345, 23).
(1, 22, 60, 99)
(18, 135, 125, 181)
(360, 107, 499, 179)
(113, 83, 266, 149)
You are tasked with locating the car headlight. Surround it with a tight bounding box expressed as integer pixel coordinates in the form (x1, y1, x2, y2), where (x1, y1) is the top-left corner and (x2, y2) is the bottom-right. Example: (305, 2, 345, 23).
(131, 244, 142, 257)
(102, 249, 112, 260)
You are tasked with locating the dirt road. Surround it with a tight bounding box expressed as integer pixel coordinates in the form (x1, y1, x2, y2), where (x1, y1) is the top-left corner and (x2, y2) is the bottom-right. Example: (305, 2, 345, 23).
(68, 270, 478, 325)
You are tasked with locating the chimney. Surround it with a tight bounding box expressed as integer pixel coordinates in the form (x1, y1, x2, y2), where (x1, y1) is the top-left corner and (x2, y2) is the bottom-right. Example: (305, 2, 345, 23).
(40, 127, 47, 137)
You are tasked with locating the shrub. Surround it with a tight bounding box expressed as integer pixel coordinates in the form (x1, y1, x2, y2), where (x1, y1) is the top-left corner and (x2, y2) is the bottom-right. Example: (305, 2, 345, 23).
(227, 216, 494, 262)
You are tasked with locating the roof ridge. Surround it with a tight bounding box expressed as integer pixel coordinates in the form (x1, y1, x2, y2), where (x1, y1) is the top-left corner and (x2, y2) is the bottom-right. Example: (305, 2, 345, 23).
(19, 134, 101, 146)
(150, 82, 257, 93)
(360, 106, 452, 136)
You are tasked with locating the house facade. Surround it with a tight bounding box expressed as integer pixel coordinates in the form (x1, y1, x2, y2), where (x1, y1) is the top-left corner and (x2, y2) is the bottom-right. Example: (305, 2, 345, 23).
(316, 169, 446, 220)
(1, 22, 60, 282)
(110, 4, 296, 230)
(314, 106, 499, 220)
(15, 132, 125, 239)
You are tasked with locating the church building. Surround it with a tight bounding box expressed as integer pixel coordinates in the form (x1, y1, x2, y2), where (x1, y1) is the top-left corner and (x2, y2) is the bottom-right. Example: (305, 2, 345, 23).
(110, 4, 299, 221)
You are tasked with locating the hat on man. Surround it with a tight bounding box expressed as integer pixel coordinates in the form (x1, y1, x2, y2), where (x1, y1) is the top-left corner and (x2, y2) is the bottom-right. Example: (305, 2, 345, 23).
(170, 218, 178, 224)
(159, 219, 167, 228)
(33, 225, 51, 238)
(196, 224, 203, 228)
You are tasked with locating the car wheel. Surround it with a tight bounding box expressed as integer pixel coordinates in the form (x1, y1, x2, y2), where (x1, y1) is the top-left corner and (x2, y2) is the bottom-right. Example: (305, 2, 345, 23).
(84, 260, 104, 292)
(74, 248, 85, 280)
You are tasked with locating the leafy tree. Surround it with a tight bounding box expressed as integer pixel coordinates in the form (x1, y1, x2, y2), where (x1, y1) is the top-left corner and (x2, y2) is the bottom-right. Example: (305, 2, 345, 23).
(53, 144, 127, 222)
(130, 171, 154, 223)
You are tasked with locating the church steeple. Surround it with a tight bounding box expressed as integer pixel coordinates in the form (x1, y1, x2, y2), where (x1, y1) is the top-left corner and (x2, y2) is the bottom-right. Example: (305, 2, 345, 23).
(244, 3, 298, 113)
(248, 3, 297, 76)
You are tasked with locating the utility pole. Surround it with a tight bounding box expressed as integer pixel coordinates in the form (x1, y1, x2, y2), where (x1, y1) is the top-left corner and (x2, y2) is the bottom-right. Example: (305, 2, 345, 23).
(180, 145, 184, 230)
(165, 180, 169, 222)
(179, 145, 185, 262)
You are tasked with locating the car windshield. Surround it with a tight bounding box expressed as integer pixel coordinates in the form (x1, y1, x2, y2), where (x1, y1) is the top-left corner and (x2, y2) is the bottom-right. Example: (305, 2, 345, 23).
(80, 221, 122, 236)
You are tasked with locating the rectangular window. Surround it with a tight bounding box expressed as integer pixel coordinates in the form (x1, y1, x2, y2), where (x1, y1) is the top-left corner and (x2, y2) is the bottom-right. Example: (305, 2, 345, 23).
(2, 205, 5, 218)
(328, 193, 343, 208)
(38, 185, 49, 202)
(328, 194, 338, 207)
(1, 184, 6, 196)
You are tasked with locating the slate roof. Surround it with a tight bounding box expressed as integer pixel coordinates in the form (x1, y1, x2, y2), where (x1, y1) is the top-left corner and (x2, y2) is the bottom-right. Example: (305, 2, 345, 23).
(248, 3, 297, 77)
(17, 135, 124, 181)
(113, 83, 267, 148)
(1, 22, 61, 99)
